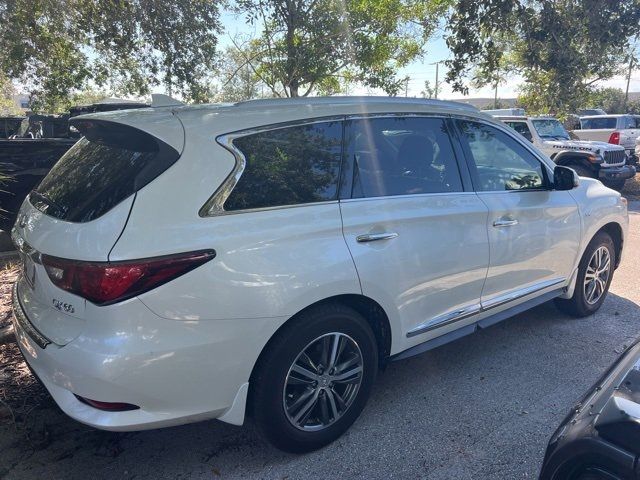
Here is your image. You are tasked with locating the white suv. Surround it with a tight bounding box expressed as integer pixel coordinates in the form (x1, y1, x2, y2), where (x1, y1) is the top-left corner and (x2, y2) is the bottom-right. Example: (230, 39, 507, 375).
(11, 97, 628, 452)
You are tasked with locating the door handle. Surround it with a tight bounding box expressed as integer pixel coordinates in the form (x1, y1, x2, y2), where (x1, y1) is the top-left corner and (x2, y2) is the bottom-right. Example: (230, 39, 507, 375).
(356, 232, 399, 243)
(493, 218, 519, 228)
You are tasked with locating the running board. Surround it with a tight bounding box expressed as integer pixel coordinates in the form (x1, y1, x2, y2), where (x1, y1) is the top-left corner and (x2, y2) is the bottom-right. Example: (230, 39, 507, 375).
(391, 288, 563, 362)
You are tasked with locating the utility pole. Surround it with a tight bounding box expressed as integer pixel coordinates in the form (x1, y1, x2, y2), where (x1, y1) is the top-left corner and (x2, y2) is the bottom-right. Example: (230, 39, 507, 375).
(404, 77, 409, 97)
(429, 61, 441, 99)
(625, 56, 634, 109)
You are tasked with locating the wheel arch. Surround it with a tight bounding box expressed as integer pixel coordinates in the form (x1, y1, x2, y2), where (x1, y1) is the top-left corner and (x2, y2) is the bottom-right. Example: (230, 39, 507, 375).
(553, 152, 597, 173)
(248, 294, 392, 385)
(598, 222, 624, 269)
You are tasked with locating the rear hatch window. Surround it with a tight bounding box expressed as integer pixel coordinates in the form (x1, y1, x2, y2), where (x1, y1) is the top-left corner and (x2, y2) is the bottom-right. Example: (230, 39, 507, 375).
(31, 120, 180, 223)
(580, 117, 617, 129)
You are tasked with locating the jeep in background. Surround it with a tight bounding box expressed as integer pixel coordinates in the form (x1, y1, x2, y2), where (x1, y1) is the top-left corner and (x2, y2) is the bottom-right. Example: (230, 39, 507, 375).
(494, 115, 635, 191)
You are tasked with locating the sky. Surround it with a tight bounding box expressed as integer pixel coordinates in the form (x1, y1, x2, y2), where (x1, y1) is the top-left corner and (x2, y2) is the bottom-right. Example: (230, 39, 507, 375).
(220, 11, 640, 101)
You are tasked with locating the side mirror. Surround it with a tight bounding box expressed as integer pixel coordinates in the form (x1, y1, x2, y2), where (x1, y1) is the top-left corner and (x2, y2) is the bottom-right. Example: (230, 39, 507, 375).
(554, 166, 579, 190)
(523, 132, 533, 143)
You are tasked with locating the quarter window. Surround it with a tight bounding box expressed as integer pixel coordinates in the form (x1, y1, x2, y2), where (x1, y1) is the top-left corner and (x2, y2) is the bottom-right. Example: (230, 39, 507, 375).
(457, 121, 546, 192)
(225, 121, 343, 211)
(345, 116, 463, 198)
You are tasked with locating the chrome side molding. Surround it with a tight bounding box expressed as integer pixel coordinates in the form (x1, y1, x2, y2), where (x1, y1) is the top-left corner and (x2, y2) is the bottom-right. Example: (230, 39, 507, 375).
(407, 303, 481, 338)
(406, 277, 566, 338)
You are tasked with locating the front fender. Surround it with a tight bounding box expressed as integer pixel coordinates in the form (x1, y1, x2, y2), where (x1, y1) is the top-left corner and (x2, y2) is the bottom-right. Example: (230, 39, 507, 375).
(560, 178, 629, 300)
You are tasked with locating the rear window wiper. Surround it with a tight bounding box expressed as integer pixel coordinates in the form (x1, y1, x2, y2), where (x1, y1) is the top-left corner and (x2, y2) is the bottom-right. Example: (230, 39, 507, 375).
(29, 191, 66, 216)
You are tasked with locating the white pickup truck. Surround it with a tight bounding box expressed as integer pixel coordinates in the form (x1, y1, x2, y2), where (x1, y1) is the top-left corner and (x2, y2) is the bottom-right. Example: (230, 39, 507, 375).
(495, 115, 635, 191)
(573, 115, 640, 162)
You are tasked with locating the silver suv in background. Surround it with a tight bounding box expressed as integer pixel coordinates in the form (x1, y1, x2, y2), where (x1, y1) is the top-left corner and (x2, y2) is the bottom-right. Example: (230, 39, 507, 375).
(574, 114, 640, 162)
(496, 115, 634, 191)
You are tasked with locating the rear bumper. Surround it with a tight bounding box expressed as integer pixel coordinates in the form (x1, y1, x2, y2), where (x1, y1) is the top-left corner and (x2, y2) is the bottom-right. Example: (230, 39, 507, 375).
(11, 277, 277, 431)
(599, 164, 636, 182)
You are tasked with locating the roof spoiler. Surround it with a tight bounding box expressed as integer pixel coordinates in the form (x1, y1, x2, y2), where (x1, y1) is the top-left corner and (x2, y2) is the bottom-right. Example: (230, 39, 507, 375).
(151, 94, 185, 108)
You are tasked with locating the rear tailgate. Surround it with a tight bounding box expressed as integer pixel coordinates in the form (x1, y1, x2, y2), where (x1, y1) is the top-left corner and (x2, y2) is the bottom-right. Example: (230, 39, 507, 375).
(12, 196, 135, 345)
(11, 108, 184, 346)
(573, 128, 614, 143)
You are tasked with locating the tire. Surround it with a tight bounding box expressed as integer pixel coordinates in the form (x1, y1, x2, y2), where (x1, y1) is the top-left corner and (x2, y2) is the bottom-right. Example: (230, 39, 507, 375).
(250, 303, 378, 453)
(554, 231, 616, 317)
(568, 164, 596, 179)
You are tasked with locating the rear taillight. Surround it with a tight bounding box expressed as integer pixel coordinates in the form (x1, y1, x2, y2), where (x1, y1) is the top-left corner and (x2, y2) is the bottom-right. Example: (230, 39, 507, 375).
(608, 132, 620, 144)
(42, 250, 216, 305)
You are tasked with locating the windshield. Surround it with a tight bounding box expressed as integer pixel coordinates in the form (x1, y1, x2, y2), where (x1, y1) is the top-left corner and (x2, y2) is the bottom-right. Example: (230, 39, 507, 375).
(530, 119, 570, 140)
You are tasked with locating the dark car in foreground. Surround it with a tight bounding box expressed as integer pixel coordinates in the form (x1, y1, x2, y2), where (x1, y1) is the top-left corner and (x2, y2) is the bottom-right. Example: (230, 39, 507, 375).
(539, 339, 640, 480)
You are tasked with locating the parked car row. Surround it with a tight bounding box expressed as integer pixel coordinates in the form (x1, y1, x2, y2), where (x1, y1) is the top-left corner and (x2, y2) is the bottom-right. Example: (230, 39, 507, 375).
(494, 115, 634, 191)
(9, 96, 628, 456)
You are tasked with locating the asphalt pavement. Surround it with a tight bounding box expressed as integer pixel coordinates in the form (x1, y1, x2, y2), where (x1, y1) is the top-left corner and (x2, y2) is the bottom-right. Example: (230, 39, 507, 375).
(1, 202, 639, 479)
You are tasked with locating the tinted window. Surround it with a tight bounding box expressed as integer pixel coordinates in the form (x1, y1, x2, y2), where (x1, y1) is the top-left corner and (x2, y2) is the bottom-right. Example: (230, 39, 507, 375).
(580, 117, 617, 129)
(225, 121, 342, 211)
(457, 121, 546, 192)
(504, 121, 533, 141)
(346, 117, 463, 198)
(33, 121, 179, 222)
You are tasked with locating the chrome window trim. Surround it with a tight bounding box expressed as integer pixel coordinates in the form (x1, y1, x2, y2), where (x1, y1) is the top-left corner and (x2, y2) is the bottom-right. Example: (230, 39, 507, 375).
(340, 191, 477, 204)
(406, 277, 566, 338)
(199, 116, 346, 217)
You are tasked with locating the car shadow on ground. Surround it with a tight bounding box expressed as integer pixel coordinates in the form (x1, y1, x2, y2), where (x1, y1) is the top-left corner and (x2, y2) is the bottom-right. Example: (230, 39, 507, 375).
(1, 291, 639, 479)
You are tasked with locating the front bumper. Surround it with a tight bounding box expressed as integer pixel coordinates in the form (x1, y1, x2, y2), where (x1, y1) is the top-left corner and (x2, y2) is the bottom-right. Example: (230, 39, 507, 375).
(10, 277, 273, 431)
(599, 164, 636, 182)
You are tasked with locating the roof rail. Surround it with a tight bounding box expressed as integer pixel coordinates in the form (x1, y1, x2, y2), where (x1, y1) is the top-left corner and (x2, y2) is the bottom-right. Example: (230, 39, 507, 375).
(234, 96, 478, 112)
(151, 94, 185, 108)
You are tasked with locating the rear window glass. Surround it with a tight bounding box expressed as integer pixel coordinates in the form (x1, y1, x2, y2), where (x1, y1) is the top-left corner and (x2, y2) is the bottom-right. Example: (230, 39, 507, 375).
(31, 121, 179, 222)
(224, 121, 343, 211)
(580, 117, 617, 129)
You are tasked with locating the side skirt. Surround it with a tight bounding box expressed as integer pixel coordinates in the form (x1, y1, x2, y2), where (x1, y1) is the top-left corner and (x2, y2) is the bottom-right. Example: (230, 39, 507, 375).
(391, 288, 563, 362)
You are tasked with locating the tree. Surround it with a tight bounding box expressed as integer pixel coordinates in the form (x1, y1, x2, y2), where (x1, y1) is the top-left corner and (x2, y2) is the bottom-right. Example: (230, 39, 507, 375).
(584, 87, 626, 114)
(0, 0, 222, 111)
(210, 45, 268, 102)
(445, 0, 640, 114)
(0, 73, 21, 115)
(421, 80, 435, 99)
(234, 0, 450, 97)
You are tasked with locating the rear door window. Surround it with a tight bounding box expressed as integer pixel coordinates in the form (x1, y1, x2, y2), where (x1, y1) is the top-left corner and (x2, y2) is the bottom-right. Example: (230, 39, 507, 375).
(344, 116, 463, 198)
(32, 120, 179, 223)
(224, 121, 343, 211)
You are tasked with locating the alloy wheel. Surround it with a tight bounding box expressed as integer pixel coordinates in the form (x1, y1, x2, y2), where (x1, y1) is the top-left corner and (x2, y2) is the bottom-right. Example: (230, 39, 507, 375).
(583, 246, 611, 305)
(283, 332, 364, 431)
